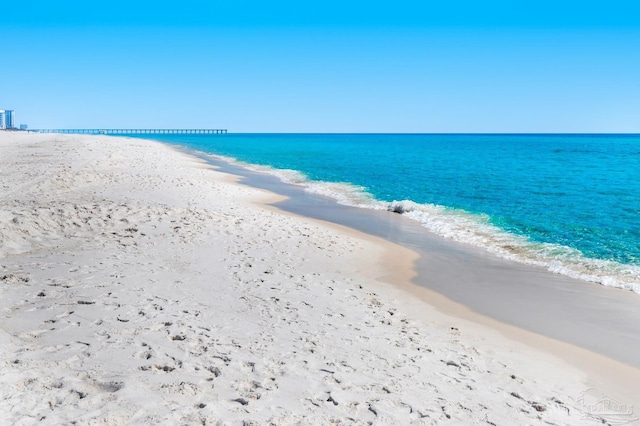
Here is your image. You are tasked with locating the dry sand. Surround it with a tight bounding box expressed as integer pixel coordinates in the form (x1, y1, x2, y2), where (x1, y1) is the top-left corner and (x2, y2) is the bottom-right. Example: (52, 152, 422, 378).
(0, 132, 636, 424)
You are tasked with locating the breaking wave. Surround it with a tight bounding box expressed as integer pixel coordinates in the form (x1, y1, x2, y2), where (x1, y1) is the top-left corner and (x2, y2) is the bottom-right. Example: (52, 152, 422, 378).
(206, 152, 640, 294)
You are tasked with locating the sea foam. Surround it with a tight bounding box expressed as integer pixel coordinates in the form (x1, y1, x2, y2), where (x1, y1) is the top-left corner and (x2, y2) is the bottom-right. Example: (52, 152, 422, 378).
(207, 152, 640, 294)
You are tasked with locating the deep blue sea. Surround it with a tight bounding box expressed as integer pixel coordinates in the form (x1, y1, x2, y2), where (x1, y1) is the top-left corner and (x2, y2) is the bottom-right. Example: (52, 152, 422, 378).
(138, 133, 640, 293)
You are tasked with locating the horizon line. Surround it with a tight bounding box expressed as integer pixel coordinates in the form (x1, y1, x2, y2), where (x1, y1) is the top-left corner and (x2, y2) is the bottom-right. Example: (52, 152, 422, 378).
(20, 129, 640, 136)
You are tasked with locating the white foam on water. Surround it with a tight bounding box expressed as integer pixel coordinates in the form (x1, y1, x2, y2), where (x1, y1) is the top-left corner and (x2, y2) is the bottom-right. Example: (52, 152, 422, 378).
(386, 200, 640, 294)
(204, 152, 640, 294)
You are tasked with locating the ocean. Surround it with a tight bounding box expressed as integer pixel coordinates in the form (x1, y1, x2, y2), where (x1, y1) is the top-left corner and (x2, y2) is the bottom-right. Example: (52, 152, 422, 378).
(135, 133, 640, 293)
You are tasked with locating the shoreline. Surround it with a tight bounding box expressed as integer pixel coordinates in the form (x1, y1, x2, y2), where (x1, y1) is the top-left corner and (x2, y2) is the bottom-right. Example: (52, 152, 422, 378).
(191, 148, 640, 366)
(1, 132, 637, 424)
(159, 133, 640, 295)
(189, 145, 640, 399)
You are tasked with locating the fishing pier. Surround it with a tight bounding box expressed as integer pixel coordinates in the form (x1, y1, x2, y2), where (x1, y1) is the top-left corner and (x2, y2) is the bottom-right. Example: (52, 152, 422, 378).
(33, 129, 227, 135)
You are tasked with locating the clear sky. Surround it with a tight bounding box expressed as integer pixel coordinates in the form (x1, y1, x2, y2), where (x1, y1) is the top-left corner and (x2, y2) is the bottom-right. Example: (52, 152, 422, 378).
(1, 1, 639, 132)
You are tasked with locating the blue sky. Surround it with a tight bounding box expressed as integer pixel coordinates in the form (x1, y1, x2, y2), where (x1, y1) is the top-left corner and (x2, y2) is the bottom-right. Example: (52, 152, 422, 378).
(1, 1, 639, 132)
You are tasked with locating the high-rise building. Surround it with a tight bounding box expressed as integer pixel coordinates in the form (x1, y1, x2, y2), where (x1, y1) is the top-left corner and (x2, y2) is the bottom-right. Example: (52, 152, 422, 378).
(5, 110, 15, 129)
(0, 110, 16, 129)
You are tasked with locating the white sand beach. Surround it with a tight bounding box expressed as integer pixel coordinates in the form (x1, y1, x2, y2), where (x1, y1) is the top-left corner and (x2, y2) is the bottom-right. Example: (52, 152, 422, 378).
(0, 132, 637, 425)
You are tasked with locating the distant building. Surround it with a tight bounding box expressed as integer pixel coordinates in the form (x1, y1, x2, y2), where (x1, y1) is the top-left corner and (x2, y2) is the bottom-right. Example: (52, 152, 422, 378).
(6, 110, 15, 129)
(20, 124, 28, 130)
(0, 109, 16, 129)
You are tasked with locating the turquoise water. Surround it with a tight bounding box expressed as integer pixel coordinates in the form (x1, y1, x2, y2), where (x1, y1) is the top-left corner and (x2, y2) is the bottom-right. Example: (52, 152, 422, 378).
(139, 133, 640, 292)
